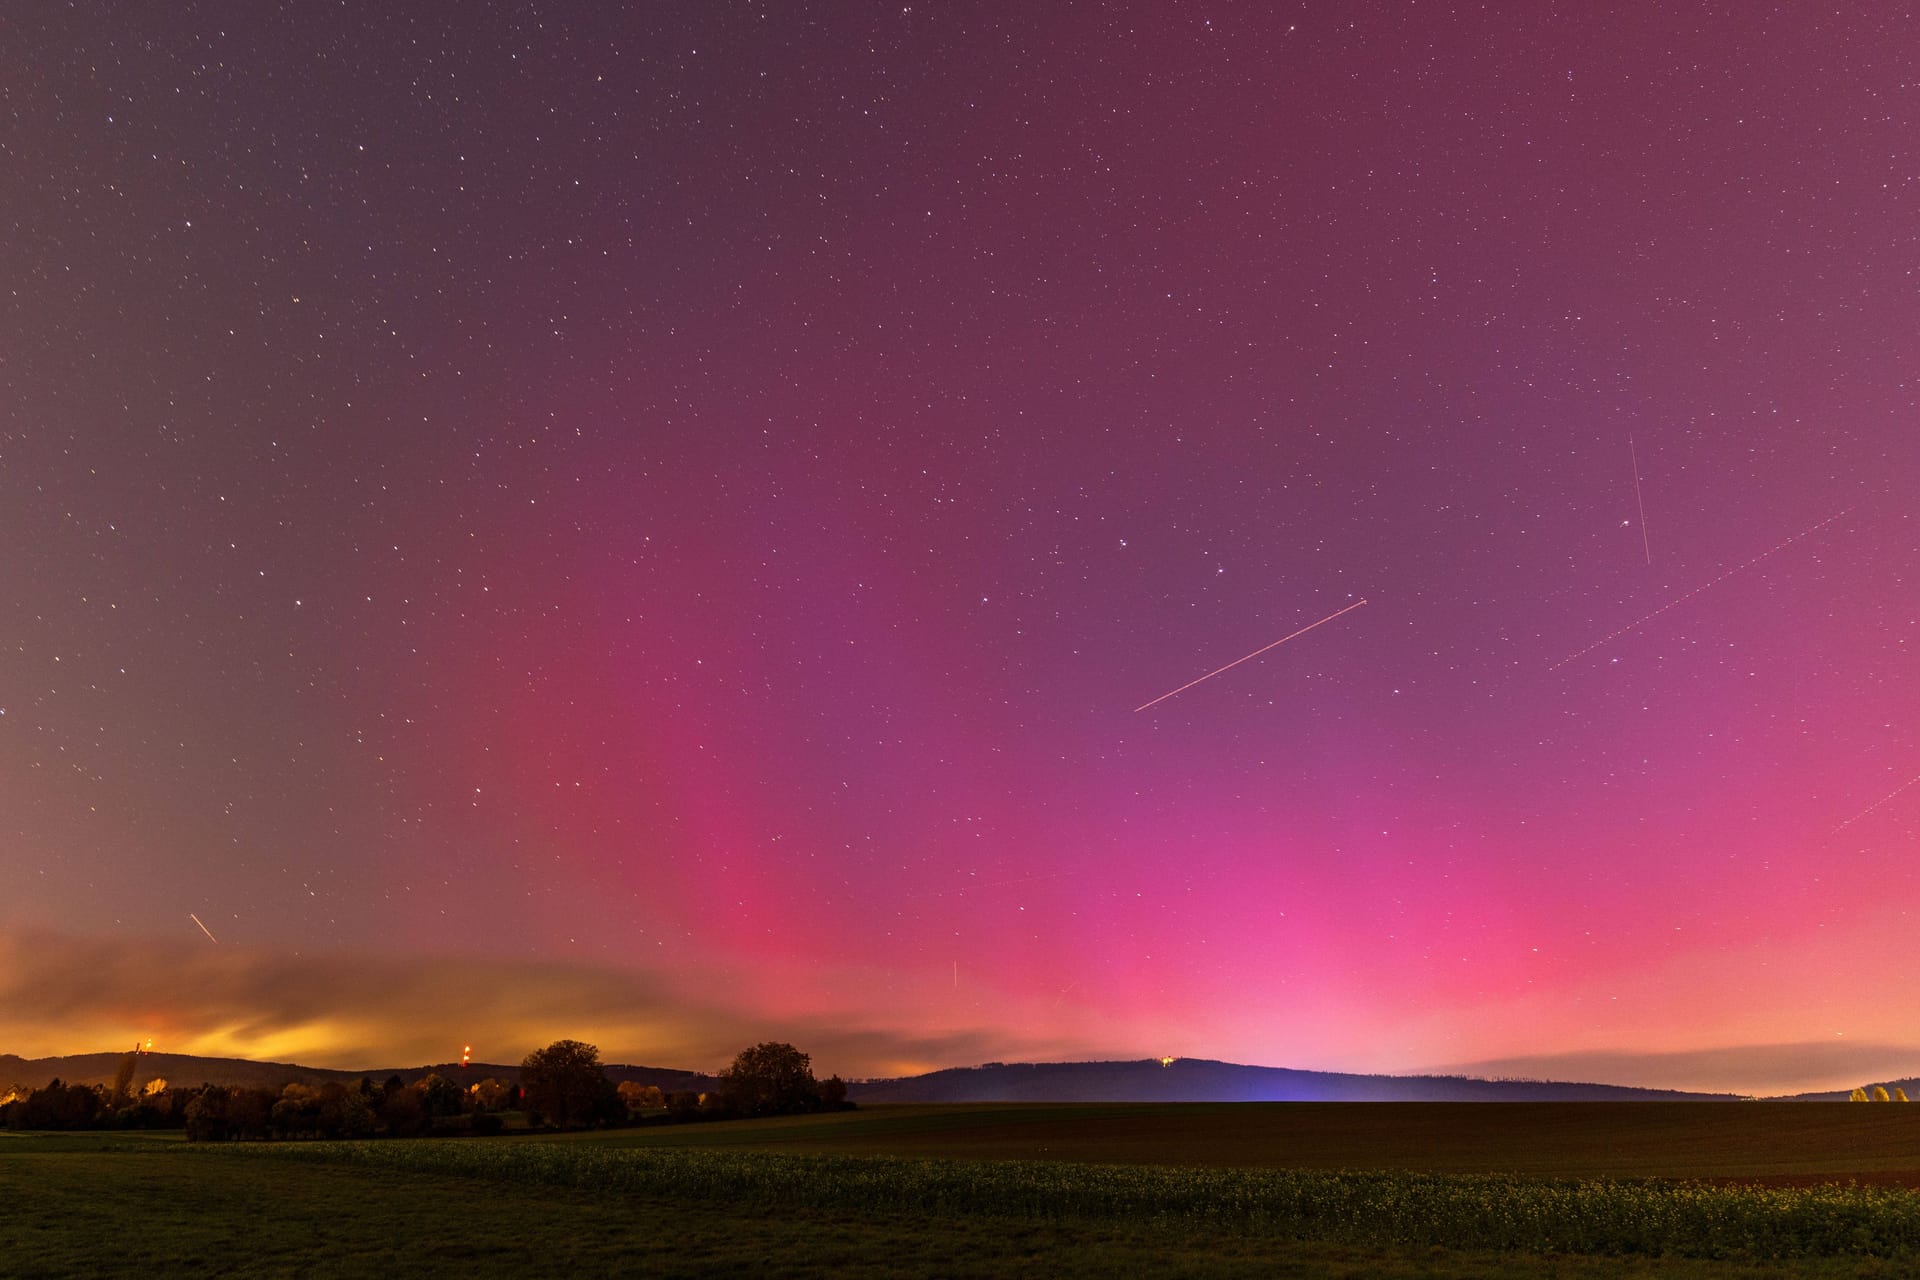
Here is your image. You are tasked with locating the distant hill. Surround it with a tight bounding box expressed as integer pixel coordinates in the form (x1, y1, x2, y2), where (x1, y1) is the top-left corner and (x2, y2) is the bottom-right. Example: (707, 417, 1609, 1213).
(844, 1059, 1741, 1103)
(4, 1050, 1748, 1102)
(0, 1051, 713, 1095)
(1783, 1077, 1920, 1102)
(0, 1051, 363, 1093)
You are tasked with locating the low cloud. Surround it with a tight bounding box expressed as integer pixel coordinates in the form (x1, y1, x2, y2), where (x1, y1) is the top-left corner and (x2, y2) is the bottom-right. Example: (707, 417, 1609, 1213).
(0, 928, 1102, 1077)
(21, 927, 1895, 1094)
(1435, 1042, 1920, 1097)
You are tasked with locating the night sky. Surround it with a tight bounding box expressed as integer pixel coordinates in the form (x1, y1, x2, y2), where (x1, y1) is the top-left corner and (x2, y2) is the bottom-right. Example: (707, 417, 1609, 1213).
(4, 3, 1916, 1094)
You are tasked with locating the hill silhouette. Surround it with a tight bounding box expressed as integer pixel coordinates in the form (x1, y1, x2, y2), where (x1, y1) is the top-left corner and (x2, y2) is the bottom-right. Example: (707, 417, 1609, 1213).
(843, 1058, 1739, 1102)
(0, 1051, 712, 1095)
(1784, 1076, 1920, 1102)
(4, 1050, 1760, 1102)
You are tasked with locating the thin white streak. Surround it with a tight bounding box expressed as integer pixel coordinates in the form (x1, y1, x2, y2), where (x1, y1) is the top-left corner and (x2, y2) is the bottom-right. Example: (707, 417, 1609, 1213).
(1135, 599, 1370, 712)
(1833, 771, 1920, 834)
(1550, 509, 1850, 671)
(1630, 435, 1652, 565)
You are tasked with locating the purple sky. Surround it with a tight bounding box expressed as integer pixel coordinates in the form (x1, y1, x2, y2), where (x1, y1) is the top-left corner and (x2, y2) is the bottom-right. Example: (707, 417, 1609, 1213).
(3, 3, 1916, 1094)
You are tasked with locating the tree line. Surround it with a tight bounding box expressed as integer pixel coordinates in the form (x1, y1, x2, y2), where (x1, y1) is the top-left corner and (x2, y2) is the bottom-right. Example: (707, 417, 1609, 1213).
(519, 1038, 850, 1129)
(1, 1039, 850, 1139)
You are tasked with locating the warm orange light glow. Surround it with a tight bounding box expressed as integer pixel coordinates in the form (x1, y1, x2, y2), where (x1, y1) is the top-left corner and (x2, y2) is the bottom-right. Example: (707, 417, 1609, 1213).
(1160, 1056, 1176, 1067)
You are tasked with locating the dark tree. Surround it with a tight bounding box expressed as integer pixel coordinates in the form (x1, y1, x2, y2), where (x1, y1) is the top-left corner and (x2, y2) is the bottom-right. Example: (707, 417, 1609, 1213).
(313, 1082, 372, 1137)
(227, 1087, 274, 1139)
(183, 1086, 230, 1141)
(380, 1085, 430, 1137)
(22, 1079, 106, 1129)
(469, 1077, 512, 1112)
(123, 1088, 173, 1130)
(271, 1085, 319, 1138)
(590, 1075, 626, 1126)
(418, 1072, 464, 1118)
(519, 1039, 607, 1129)
(719, 1042, 821, 1117)
(111, 1052, 139, 1105)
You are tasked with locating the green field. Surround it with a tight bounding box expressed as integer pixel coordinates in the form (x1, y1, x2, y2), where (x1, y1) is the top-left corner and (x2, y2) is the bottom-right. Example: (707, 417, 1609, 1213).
(6, 1103, 1920, 1278)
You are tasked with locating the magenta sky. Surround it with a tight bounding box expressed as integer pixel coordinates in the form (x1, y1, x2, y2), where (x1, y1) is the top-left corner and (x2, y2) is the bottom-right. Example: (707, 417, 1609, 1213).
(4, 4, 1916, 1095)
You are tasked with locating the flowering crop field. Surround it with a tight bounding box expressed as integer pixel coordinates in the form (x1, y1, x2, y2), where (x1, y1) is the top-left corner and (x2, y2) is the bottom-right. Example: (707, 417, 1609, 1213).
(10, 1124, 1920, 1278)
(203, 1137, 1920, 1261)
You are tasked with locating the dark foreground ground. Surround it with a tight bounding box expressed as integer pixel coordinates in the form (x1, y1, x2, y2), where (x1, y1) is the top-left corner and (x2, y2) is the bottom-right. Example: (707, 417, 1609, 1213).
(6, 1103, 1919, 1278)
(545, 1100, 1920, 1182)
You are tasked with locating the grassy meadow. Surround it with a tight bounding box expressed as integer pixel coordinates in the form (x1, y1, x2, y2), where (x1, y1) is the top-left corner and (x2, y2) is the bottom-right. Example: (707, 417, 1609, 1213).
(7, 1103, 1920, 1278)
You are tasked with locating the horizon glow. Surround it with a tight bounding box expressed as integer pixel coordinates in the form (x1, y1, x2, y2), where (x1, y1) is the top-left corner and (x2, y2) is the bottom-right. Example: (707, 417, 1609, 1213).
(3, 4, 1916, 1098)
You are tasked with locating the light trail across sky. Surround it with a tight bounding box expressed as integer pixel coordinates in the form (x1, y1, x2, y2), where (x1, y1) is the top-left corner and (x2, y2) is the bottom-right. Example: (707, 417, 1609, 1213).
(1135, 599, 1369, 712)
(1832, 770, 1920, 835)
(1630, 436, 1652, 565)
(1549, 509, 1851, 670)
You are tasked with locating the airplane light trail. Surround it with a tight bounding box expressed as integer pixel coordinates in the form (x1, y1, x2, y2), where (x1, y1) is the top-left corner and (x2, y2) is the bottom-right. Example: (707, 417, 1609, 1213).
(1134, 598, 1369, 712)
(1630, 436, 1651, 565)
(1549, 508, 1851, 671)
(189, 913, 218, 944)
(1832, 770, 1920, 834)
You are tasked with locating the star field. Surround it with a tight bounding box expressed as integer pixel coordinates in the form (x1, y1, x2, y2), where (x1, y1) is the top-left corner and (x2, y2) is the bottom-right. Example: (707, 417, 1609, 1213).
(2, 3, 1916, 1092)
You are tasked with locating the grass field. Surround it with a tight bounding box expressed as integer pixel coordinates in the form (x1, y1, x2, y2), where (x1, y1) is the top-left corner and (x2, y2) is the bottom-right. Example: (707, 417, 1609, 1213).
(6, 1104, 1920, 1278)
(540, 1101, 1920, 1182)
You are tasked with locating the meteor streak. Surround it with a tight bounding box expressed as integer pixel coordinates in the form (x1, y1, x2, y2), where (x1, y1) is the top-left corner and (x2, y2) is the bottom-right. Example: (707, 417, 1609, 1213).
(1629, 435, 1651, 565)
(1549, 508, 1851, 671)
(189, 912, 218, 944)
(1134, 599, 1370, 712)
